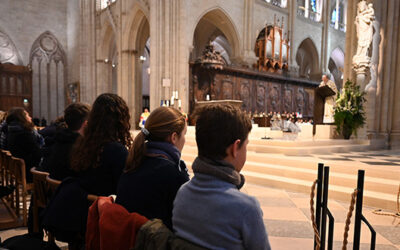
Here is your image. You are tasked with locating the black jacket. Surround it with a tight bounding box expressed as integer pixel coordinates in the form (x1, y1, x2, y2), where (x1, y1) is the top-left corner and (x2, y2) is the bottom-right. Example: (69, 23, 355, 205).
(40, 128, 80, 181)
(77, 142, 128, 196)
(6, 122, 42, 182)
(116, 144, 189, 229)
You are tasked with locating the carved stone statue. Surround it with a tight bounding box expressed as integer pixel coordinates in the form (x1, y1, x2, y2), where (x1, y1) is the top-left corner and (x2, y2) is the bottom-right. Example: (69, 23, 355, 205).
(319, 75, 338, 123)
(353, 1, 375, 64)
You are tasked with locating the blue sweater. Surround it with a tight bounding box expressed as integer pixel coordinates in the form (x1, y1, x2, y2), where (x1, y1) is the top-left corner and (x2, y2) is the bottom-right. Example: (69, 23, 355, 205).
(173, 173, 271, 250)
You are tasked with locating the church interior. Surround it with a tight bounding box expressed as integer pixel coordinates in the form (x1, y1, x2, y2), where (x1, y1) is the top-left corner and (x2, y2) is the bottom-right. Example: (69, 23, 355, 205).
(0, 0, 399, 249)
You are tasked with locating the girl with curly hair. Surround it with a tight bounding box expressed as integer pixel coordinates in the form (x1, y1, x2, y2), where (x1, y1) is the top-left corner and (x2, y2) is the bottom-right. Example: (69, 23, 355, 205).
(116, 106, 189, 229)
(70, 93, 132, 196)
(5, 108, 42, 182)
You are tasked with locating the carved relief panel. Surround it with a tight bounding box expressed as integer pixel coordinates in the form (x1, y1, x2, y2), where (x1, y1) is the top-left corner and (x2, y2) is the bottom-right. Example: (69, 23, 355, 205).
(256, 83, 266, 112)
(269, 83, 281, 112)
(296, 88, 305, 114)
(283, 86, 293, 112)
(222, 80, 233, 99)
(240, 81, 251, 110)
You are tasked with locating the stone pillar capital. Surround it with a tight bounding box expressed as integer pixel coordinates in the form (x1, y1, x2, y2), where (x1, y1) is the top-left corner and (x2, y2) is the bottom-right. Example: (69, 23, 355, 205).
(352, 55, 370, 75)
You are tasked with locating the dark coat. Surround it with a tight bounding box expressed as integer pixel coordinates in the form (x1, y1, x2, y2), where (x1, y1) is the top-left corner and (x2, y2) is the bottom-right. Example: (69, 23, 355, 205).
(77, 142, 128, 196)
(6, 122, 42, 182)
(116, 142, 189, 229)
(39, 128, 80, 181)
(42, 177, 89, 243)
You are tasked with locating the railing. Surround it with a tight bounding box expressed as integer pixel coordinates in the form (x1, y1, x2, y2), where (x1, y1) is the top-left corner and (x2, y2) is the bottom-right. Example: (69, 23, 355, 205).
(312, 163, 335, 250)
(353, 170, 376, 250)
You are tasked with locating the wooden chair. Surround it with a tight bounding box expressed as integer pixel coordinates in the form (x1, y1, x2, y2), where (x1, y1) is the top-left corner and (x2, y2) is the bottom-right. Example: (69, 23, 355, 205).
(46, 175, 98, 203)
(8, 156, 33, 226)
(0, 153, 33, 228)
(46, 175, 61, 193)
(31, 167, 50, 233)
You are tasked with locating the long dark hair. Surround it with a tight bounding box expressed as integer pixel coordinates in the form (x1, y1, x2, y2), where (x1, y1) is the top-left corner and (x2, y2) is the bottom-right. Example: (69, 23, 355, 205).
(125, 107, 186, 173)
(6, 107, 34, 131)
(71, 93, 133, 172)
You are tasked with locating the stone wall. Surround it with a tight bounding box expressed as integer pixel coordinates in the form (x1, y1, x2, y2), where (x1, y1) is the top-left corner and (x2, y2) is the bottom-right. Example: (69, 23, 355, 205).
(0, 0, 68, 66)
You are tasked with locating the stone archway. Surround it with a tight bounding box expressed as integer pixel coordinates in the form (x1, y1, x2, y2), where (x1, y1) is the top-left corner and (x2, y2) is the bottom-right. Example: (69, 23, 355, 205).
(0, 27, 22, 65)
(296, 38, 320, 81)
(328, 47, 344, 89)
(98, 23, 117, 94)
(191, 8, 240, 64)
(122, 7, 150, 128)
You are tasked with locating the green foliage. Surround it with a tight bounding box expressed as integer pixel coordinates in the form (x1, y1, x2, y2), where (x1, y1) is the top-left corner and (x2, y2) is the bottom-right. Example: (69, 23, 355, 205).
(334, 80, 366, 138)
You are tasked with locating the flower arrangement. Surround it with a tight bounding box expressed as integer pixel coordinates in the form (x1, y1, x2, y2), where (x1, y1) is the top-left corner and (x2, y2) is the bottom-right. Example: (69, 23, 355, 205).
(334, 80, 366, 139)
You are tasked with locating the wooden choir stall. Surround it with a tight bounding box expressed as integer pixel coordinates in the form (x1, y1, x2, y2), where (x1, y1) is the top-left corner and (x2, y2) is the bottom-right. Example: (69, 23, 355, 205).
(0, 63, 33, 114)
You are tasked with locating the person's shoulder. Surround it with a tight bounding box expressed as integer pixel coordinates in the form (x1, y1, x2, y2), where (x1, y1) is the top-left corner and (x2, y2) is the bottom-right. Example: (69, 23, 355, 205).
(227, 189, 260, 208)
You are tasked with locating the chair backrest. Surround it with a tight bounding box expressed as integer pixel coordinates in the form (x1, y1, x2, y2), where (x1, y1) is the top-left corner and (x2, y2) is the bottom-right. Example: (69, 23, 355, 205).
(10, 157, 28, 190)
(46, 175, 61, 193)
(31, 167, 50, 208)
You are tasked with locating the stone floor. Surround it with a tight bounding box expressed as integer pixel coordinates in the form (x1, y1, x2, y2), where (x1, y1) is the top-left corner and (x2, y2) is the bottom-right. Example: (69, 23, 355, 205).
(1, 183, 399, 249)
(241, 183, 400, 250)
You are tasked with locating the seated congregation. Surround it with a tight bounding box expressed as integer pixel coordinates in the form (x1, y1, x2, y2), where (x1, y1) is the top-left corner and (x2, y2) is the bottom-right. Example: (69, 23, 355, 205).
(0, 94, 271, 250)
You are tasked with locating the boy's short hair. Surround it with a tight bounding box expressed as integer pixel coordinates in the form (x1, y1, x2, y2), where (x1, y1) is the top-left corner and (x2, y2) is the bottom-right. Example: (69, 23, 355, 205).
(64, 103, 90, 131)
(195, 104, 252, 160)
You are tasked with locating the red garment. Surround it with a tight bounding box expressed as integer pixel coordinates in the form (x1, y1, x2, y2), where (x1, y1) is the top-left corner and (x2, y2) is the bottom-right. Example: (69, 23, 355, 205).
(86, 197, 149, 250)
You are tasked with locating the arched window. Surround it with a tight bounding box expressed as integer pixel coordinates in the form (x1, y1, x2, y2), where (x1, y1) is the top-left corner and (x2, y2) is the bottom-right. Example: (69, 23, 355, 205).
(330, 0, 347, 31)
(98, 0, 116, 10)
(264, 0, 287, 8)
(297, 0, 323, 22)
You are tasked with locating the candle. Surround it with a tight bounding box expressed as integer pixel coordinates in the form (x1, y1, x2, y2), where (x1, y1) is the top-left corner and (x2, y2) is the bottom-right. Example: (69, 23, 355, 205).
(178, 99, 182, 107)
(171, 96, 174, 105)
(166, 100, 169, 106)
(206, 94, 210, 101)
(175, 91, 179, 99)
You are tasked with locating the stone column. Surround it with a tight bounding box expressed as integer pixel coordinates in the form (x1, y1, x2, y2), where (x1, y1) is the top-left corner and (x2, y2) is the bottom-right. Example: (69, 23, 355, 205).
(149, 0, 186, 111)
(241, 0, 257, 66)
(80, 0, 97, 104)
(320, 0, 331, 73)
(343, 0, 357, 83)
(288, 0, 299, 75)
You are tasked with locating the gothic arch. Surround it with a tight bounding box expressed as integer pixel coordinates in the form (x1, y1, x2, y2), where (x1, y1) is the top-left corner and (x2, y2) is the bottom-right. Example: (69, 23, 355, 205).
(328, 47, 344, 89)
(121, 5, 150, 128)
(98, 23, 117, 94)
(29, 31, 66, 122)
(0, 27, 22, 65)
(191, 7, 241, 62)
(296, 38, 320, 80)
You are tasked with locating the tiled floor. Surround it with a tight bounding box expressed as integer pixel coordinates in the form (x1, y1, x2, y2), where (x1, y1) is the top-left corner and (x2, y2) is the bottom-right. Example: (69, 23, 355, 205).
(241, 183, 400, 250)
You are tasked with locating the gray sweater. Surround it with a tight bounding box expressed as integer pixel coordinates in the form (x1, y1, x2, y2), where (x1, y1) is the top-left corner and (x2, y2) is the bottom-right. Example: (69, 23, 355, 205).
(172, 172, 271, 250)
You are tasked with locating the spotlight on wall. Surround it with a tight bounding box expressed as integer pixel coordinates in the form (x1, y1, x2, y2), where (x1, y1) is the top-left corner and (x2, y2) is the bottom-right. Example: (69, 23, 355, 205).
(23, 98, 29, 108)
(104, 58, 109, 63)
(112, 64, 116, 68)
(139, 56, 146, 61)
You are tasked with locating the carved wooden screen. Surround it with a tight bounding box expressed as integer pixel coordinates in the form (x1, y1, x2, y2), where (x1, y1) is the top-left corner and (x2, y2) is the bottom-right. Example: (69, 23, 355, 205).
(190, 63, 317, 117)
(0, 63, 32, 114)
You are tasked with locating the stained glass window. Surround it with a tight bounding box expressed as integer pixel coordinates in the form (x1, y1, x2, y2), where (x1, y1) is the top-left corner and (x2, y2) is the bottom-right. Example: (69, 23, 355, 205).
(100, 0, 116, 10)
(311, 0, 317, 12)
(331, 9, 337, 25)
